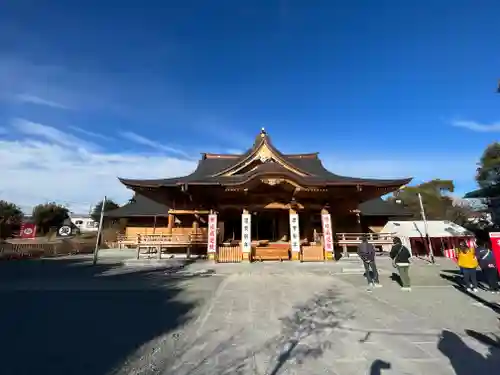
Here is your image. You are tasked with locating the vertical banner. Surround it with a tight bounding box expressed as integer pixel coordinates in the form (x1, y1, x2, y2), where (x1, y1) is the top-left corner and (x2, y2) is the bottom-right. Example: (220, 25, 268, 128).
(241, 213, 252, 253)
(488, 232, 500, 275)
(289, 213, 301, 252)
(19, 222, 37, 239)
(207, 214, 218, 253)
(321, 213, 334, 253)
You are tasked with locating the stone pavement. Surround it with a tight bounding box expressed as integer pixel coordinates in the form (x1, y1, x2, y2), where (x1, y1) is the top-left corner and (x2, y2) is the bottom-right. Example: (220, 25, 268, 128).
(1, 256, 499, 375)
(114, 259, 500, 375)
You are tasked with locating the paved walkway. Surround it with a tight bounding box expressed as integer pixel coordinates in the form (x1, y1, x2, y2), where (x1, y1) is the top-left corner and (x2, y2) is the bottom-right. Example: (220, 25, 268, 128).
(1, 256, 499, 375)
(115, 259, 500, 375)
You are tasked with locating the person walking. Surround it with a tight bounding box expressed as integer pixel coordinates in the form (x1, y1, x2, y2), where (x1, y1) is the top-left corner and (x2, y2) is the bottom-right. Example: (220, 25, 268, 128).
(357, 234, 382, 290)
(475, 240, 499, 293)
(390, 237, 412, 291)
(456, 240, 479, 293)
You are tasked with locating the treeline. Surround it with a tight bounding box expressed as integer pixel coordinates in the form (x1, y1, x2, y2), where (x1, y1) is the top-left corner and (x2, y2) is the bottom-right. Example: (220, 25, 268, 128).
(0, 199, 120, 239)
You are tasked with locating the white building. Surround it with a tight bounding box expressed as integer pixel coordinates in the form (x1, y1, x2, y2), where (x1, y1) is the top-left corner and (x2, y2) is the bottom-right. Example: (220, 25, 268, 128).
(70, 214, 98, 233)
(381, 220, 473, 256)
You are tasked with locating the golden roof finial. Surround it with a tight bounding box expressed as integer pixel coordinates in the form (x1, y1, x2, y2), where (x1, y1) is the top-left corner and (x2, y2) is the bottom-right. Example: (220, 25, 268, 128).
(260, 127, 266, 137)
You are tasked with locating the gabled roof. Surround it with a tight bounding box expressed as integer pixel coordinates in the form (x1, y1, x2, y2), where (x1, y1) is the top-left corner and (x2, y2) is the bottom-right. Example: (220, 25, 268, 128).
(105, 195, 170, 217)
(119, 129, 412, 190)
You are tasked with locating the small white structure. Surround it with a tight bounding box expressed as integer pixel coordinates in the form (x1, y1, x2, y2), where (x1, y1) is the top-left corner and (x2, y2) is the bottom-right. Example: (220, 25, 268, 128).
(70, 214, 98, 233)
(381, 220, 473, 256)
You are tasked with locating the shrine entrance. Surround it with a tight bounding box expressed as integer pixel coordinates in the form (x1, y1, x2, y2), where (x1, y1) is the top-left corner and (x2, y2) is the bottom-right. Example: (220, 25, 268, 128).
(219, 209, 289, 243)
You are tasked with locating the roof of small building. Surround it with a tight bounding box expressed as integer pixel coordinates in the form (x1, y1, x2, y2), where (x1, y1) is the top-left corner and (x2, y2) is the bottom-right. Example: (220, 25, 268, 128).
(105, 195, 170, 217)
(381, 220, 473, 238)
(119, 129, 411, 189)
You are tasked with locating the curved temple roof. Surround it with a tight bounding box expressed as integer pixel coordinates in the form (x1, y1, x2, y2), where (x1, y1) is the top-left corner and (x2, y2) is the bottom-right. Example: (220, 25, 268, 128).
(119, 129, 412, 189)
(105, 194, 412, 218)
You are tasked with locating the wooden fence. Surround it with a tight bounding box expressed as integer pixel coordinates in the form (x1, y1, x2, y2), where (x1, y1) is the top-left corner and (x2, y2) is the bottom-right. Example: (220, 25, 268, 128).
(217, 246, 242, 263)
(0, 240, 94, 260)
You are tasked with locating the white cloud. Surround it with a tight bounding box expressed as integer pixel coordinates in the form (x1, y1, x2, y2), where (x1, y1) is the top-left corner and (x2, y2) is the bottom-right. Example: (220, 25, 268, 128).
(12, 118, 96, 150)
(451, 120, 500, 132)
(70, 126, 112, 141)
(120, 131, 191, 159)
(0, 124, 197, 213)
(14, 93, 70, 109)
(0, 120, 477, 214)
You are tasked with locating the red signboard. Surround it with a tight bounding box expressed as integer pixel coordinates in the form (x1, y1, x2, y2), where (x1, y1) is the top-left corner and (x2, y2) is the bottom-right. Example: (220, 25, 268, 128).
(19, 222, 37, 239)
(488, 232, 500, 275)
(207, 214, 217, 253)
(321, 213, 334, 253)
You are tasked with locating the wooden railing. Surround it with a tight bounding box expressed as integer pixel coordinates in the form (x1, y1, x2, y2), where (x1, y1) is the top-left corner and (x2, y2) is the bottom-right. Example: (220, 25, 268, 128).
(336, 232, 395, 245)
(137, 233, 208, 247)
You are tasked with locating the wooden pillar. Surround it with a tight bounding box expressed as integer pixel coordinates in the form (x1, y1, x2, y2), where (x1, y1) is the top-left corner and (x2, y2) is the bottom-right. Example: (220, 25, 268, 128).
(166, 213, 174, 235)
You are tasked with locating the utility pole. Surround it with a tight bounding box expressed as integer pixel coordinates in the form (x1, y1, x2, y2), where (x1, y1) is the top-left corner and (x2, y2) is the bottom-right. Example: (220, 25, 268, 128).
(418, 193, 435, 264)
(93, 197, 106, 265)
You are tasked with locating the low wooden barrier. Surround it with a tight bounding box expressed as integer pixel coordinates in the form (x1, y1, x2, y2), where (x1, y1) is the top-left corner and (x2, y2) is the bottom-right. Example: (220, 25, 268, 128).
(301, 245, 324, 262)
(0, 239, 92, 260)
(253, 245, 290, 261)
(217, 246, 242, 263)
(115, 235, 137, 249)
(135, 233, 209, 259)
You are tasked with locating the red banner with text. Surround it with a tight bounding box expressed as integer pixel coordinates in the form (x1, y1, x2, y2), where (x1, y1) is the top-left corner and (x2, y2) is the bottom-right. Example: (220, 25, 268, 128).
(19, 223, 37, 239)
(207, 214, 217, 254)
(488, 232, 500, 275)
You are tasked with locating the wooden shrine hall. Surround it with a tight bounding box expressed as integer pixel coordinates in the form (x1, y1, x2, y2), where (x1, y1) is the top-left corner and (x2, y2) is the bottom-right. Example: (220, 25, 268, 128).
(115, 128, 412, 262)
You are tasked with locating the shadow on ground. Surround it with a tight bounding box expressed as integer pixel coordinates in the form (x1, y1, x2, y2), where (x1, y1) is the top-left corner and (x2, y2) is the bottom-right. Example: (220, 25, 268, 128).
(440, 270, 500, 314)
(156, 285, 355, 375)
(438, 329, 500, 373)
(0, 258, 202, 375)
(369, 359, 391, 374)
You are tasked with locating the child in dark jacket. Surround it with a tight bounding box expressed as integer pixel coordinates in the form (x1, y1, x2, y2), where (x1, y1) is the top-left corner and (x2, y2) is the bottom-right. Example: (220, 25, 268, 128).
(475, 241, 499, 293)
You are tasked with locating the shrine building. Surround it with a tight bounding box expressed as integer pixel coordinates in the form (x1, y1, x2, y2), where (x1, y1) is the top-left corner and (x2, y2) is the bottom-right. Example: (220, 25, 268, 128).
(111, 129, 412, 262)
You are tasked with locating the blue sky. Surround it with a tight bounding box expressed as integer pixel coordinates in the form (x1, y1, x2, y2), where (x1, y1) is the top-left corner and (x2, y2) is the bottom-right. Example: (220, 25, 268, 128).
(1, 0, 499, 212)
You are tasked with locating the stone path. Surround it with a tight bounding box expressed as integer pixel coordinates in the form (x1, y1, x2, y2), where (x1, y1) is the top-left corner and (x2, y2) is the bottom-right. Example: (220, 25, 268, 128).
(1, 256, 499, 375)
(114, 261, 500, 375)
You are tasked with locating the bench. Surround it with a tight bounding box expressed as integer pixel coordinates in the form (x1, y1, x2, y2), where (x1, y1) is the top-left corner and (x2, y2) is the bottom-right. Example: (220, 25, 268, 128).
(253, 245, 290, 261)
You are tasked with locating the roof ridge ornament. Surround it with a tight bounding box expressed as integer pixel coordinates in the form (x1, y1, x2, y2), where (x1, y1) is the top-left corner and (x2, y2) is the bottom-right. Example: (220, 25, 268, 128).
(260, 127, 266, 137)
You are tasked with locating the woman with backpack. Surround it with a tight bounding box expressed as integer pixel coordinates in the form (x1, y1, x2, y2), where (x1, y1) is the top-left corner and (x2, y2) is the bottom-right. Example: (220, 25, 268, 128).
(390, 237, 412, 291)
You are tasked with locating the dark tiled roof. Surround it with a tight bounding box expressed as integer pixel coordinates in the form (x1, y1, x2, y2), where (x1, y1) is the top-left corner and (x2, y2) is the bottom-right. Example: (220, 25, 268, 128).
(358, 198, 412, 217)
(119, 130, 412, 189)
(104, 195, 410, 219)
(105, 195, 169, 217)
